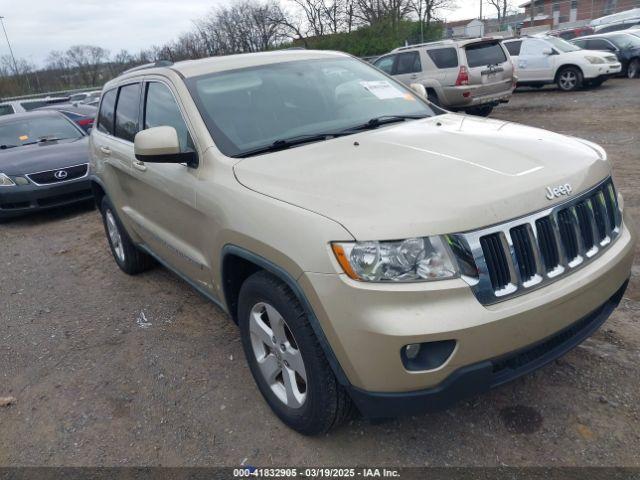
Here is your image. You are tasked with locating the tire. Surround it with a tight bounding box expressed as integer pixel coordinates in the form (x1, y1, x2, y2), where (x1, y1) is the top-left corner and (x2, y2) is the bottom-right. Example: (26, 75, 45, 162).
(467, 105, 494, 117)
(427, 90, 440, 107)
(100, 196, 154, 275)
(556, 66, 583, 91)
(628, 58, 640, 79)
(238, 270, 353, 435)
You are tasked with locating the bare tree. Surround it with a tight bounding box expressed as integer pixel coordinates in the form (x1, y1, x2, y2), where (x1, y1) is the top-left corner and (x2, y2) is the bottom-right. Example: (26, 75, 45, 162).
(408, 0, 455, 41)
(486, 0, 512, 20)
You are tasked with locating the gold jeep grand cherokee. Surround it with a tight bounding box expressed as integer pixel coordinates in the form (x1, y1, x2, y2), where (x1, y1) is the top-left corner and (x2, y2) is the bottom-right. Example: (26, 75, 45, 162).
(89, 50, 636, 435)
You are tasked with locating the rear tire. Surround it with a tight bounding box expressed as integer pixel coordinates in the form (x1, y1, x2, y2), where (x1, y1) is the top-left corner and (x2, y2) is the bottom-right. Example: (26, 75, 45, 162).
(427, 90, 440, 107)
(467, 105, 494, 117)
(627, 58, 640, 79)
(556, 66, 583, 91)
(100, 197, 154, 275)
(238, 270, 353, 435)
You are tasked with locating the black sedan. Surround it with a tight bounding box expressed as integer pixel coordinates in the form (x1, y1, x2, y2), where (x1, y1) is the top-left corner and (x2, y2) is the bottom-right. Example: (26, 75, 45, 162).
(0, 111, 93, 220)
(36, 103, 97, 132)
(573, 32, 640, 78)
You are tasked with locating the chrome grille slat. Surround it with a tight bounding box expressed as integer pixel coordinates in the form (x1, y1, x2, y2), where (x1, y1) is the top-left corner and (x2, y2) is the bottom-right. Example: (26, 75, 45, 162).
(455, 177, 622, 305)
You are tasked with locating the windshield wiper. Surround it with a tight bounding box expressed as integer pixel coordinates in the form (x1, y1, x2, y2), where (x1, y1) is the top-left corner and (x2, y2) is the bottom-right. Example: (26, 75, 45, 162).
(232, 132, 355, 158)
(0, 144, 17, 150)
(344, 114, 429, 132)
(22, 137, 66, 146)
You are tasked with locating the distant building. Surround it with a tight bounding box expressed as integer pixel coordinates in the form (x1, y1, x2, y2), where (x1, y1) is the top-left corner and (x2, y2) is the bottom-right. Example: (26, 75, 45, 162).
(520, 0, 640, 26)
(443, 18, 485, 38)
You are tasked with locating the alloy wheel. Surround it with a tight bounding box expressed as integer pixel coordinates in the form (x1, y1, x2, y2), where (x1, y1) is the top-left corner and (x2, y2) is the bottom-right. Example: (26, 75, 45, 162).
(559, 70, 577, 90)
(628, 60, 639, 79)
(249, 302, 308, 409)
(105, 209, 125, 263)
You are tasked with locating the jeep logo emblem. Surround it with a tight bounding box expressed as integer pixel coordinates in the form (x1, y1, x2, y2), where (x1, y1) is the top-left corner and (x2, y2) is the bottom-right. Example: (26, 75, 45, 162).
(54, 170, 68, 180)
(545, 183, 572, 200)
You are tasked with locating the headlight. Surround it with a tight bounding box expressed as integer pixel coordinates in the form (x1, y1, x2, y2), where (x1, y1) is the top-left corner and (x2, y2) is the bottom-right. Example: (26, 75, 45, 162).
(0, 173, 15, 186)
(585, 56, 605, 64)
(331, 236, 458, 282)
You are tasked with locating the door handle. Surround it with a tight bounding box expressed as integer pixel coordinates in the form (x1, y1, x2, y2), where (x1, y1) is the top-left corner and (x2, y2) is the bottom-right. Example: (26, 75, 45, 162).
(133, 160, 147, 172)
(410, 74, 418, 79)
(100, 146, 111, 155)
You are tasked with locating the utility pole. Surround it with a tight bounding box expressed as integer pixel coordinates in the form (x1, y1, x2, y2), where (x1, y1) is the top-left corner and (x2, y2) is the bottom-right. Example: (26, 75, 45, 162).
(480, 0, 483, 20)
(0, 16, 30, 91)
(530, 0, 535, 26)
(0, 16, 18, 76)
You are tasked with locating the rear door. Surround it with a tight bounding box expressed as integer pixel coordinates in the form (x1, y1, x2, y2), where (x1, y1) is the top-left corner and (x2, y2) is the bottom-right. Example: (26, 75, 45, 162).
(462, 40, 513, 95)
(91, 86, 138, 220)
(392, 51, 423, 85)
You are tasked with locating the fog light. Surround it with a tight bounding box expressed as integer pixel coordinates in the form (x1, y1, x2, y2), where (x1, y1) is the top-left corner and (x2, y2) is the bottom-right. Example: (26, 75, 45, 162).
(14, 176, 29, 185)
(401, 340, 456, 371)
(405, 343, 421, 359)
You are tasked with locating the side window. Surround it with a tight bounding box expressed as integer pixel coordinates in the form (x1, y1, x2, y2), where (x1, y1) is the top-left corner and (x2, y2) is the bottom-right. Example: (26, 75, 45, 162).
(520, 39, 548, 56)
(374, 55, 395, 74)
(504, 41, 522, 56)
(97, 89, 117, 135)
(114, 83, 141, 142)
(572, 39, 586, 49)
(395, 52, 421, 74)
(144, 82, 193, 152)
(588, 39, 615, 51)
(427, 48, 459, 68)
(0, 104, 15, 116)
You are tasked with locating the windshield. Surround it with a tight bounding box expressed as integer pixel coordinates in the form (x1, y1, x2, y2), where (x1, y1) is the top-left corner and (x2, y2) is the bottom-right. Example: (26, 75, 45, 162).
(186, 57, 436, 157)
(608, 33, 640, 48)
(545, 36, 582, 52)
(0, 115, 83, 149)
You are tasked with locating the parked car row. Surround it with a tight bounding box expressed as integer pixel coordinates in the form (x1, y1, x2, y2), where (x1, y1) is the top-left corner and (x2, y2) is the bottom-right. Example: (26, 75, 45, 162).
(371, 32, 637, 113)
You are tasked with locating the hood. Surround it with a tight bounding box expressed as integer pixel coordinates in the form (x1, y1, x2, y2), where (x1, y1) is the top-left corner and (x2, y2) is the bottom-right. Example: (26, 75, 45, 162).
(566, 49, 615, 61)
(233, 114, 610, 240)
(0, 137, 89, 176)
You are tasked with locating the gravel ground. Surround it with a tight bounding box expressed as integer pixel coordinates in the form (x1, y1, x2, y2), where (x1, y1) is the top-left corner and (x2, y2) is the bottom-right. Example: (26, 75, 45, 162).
(1, 78, 639, 467)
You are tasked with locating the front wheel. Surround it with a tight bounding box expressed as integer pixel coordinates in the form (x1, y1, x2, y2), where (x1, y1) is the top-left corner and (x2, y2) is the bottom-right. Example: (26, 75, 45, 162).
(628, 58, 640, 79)
(238, 270, 353, 435)
(556, 67, 583, 91)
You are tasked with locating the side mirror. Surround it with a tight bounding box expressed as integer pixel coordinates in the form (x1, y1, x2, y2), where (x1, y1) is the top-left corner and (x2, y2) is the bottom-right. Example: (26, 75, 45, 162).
(542, 48, 554, 55)
(409, 83, 427, 98)
(134, 126, 197, 167)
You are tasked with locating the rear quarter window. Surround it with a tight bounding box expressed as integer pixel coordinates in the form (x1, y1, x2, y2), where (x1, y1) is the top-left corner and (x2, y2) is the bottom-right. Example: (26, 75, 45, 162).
(427, 48, 459, 68)
(505, 40, 522, 56)
(465, 42, 507, 67)
(97, 88, 117, 135)
(0, 105, 15, 116)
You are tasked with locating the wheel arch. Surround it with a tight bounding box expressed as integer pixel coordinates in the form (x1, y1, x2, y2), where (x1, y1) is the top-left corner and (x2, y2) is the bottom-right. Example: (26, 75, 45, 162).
(90, 176, 107, 210)
(554, 63, 584, 81)
(220, 244, 350, 386)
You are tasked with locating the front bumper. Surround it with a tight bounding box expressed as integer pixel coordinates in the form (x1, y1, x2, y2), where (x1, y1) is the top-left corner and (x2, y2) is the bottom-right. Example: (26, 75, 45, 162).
(299, 210, 635, 399)
(347, 279, 628, 418)
(0, 178, 93, 219)
(582, 62, 622, 79)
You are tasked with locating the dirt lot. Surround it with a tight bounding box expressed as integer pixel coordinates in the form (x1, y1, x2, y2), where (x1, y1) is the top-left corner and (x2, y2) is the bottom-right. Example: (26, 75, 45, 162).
(1, 79, 639, 467)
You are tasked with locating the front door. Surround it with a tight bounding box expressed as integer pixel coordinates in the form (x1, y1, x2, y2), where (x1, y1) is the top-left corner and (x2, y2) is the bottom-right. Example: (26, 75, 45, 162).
(122, 79, 212, 291)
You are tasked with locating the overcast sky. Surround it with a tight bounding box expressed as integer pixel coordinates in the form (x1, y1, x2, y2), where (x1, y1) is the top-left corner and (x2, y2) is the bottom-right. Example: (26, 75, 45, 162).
(0, 0, 480, 66)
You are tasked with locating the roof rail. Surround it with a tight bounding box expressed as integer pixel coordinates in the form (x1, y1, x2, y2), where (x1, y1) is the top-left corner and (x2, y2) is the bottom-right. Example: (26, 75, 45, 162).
(121, 60, 174, 75)
(392, 39, 455, 52)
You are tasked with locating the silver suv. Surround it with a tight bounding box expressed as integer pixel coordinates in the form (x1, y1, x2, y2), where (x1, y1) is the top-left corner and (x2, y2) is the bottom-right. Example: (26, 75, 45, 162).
(373, 38, 515, 116)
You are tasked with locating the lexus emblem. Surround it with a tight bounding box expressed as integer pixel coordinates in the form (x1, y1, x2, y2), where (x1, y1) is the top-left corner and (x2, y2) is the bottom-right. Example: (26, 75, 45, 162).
(54, 170, 68, 180)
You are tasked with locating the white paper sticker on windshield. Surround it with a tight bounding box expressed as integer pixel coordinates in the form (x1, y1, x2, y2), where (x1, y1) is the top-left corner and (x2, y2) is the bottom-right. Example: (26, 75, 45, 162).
(360, 81, 405, 100)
